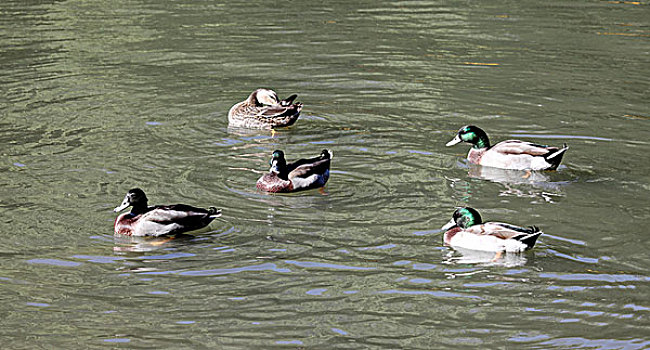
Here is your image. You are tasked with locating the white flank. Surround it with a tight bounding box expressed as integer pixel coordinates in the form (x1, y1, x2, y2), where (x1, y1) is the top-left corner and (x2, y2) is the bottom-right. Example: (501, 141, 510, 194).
(291, 173, 323, 190)
(133, 220, 183, 237)
(480, 152, 551, 171)
(449, 231, 528, 252)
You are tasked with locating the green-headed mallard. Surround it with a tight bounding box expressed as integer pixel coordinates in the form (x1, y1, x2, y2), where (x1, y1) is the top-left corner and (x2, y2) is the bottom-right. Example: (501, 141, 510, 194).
(228, 89, 302, 129)
(257, 150, 332, 193)
(441, 207, 543, 252)
(446, 125, 568, 170)
(114, 188, 221, 236)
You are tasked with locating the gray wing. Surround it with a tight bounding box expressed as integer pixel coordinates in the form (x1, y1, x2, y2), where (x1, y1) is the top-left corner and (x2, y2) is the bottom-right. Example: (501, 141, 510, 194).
(288, 158, 331, 180)
(464, 222, 539, 240)
(492, 140, 559, 157)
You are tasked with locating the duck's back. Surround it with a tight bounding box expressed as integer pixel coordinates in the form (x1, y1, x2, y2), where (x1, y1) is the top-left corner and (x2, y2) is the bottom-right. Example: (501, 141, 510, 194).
(228, 102, 302, 129)
(477, 140, 560, 170)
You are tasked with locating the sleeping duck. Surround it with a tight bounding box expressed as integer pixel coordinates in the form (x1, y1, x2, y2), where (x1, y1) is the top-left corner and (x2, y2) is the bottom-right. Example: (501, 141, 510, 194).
(228, 88, 302, 129)
(257, 149, 332, 193)
(441, 207, 542, 252)
(446, 125, 568, 170)
(113, 188, 221, 236)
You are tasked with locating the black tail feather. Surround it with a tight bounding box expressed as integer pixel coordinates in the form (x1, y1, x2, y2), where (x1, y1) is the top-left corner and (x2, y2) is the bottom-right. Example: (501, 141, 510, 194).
(544, 144, 569, 168)
(517, 230, 543, 250)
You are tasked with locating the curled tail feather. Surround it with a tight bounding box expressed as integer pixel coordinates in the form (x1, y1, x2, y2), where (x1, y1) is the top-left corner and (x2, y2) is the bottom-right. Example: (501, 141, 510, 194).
(208, 207, 222, 218)
(321, 149, 333, 159)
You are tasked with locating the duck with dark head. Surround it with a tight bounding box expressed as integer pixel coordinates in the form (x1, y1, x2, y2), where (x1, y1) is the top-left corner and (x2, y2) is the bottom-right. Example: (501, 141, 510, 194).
(256, 149, 333, 193)
(441, 207, 542, 253)
(113, 188, 221, 237)
(446, 125, 568, 171)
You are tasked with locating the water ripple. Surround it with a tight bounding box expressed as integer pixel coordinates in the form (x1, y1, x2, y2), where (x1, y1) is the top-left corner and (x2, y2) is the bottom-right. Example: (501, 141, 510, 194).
(377, 289, 482, 299)
(283, 260, 376, 271)
(139, 262, 293, 276)
(1, 0, 648, 348)
(539, 337, 650, 350)
(26, 258, 82, 267)
(539, 273, 649, 283)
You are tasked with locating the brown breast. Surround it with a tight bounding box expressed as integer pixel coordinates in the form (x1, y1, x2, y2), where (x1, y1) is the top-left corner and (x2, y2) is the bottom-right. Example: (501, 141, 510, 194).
(114, 213, 139, 236)
(256, 173, 293, 193)
(468, 148, 485, 164)
(443, 226, 462, 245)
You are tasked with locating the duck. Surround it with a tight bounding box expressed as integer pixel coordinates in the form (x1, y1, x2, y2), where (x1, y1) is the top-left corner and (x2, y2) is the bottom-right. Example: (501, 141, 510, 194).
(228, 88, 303, 129)
(446, 125, 568, 170)
(113, 188, 221, 237)
(441, 207, 543, 252)
(257, 149, 333, 193)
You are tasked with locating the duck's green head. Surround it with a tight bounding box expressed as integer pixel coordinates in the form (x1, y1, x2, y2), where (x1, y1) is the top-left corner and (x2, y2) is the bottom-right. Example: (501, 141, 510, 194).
(269, 150, 287, 174)
(441, 207, 483, 230)
(446, 125, 490, 149)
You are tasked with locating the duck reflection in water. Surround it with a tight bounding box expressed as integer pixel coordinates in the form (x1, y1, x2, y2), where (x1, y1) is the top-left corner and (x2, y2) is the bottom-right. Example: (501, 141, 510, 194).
(467, 164, 569, 202)
(443, 246, 529, 267)
(113, 233, 195, 253)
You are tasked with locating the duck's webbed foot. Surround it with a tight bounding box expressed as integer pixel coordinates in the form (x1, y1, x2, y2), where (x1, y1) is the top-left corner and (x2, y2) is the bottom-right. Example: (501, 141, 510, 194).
(149, 236, 175, 246)
(492, 251, 503, 262)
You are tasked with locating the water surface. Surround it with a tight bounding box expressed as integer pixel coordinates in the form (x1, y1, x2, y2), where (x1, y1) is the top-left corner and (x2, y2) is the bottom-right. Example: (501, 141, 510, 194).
(1, 0, 649, 348)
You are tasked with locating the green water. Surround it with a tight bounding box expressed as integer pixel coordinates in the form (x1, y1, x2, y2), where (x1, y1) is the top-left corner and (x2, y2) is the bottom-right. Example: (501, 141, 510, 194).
(1, 0, 649, 348)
